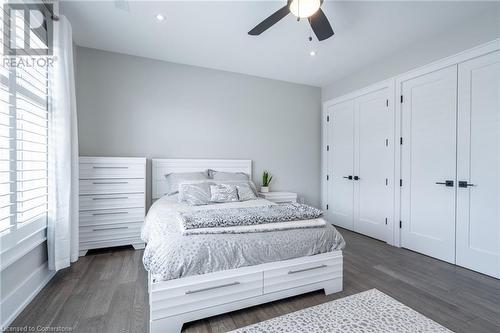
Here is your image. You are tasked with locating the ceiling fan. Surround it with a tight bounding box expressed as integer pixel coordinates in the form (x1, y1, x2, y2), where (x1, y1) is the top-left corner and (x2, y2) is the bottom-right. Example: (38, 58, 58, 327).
(248, 0, 334, 41)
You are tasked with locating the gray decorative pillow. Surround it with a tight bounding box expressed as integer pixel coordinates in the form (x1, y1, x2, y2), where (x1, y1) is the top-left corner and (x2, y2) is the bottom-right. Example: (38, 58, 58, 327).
(178, 182, 212, 206)
(236, 183, 257, 201)
(208, 169, 249, 181)
(210, 184, 238, 203)
(165, 171, 208, 195)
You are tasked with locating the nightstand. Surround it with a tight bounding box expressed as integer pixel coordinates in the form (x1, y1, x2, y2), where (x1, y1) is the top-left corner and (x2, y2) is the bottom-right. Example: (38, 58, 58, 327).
(259, 191, 297, 203)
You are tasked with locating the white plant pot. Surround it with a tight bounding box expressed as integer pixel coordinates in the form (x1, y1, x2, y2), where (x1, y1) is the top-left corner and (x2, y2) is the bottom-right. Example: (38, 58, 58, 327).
(261, 186, 269, 193)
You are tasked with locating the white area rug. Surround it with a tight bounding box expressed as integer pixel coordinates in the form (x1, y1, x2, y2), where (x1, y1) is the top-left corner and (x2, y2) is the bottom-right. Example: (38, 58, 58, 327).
(230, 289, 453, 333)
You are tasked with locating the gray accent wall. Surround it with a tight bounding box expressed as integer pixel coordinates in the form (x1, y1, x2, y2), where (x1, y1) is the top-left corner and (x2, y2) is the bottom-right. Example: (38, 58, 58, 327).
(75, 47, 322, 207)
(322, 7, 500, 101)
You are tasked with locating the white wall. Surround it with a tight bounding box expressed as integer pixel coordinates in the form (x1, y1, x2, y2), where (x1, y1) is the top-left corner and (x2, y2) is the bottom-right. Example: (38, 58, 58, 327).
(1, 242, 53, 328)
(75, 47, 322, 207)
(322, 7, 500, 101)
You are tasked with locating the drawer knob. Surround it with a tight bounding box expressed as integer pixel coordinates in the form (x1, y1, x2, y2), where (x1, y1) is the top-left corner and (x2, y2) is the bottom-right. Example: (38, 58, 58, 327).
(288, 264, 327, 275)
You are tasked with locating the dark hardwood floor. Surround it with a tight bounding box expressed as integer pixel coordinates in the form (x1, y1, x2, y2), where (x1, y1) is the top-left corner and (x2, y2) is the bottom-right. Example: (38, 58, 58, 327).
(9, 228, 500, 333)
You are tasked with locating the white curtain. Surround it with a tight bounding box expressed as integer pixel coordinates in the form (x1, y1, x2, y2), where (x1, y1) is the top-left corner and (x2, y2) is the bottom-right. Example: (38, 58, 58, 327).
(48, 16, 79, 271)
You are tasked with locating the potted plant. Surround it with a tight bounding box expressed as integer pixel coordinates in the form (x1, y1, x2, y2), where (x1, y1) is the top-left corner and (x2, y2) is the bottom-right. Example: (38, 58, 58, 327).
(261, 170, 273, 193)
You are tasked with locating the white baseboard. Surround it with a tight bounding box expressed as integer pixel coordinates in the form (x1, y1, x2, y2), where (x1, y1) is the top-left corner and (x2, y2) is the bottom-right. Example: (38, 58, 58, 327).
(1, 262, 55, 329)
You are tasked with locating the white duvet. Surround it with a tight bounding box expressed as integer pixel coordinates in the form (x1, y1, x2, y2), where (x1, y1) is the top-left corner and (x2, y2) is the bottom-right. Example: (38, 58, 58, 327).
(141, 196, 345, 281)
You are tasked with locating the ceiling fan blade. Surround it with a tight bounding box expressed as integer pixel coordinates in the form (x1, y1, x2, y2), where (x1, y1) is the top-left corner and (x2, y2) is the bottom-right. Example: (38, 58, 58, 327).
(248, 5, 290, 35)
(308, 8, 334, 41)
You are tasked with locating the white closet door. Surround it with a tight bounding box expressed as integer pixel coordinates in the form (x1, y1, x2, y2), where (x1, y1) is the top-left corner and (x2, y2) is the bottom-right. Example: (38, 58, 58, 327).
(400, 66, 457, 263)
(353, 88, 392, 242)
(327, 100, 354, 230)
(456, 51, 500, 278)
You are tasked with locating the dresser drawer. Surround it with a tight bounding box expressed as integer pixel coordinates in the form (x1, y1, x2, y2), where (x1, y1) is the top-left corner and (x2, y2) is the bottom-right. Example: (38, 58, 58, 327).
(79, 221, 143, 243)
(263, 254, 342, 294)
(79, 193, 144, 211)
(79, 178, 144, 195)
(79, 207, 144, 226)
(150, 271, 262, 318)
(79, 163, 145, 179)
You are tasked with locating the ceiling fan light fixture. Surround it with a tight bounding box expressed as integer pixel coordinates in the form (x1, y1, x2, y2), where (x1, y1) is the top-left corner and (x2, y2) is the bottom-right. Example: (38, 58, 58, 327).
(289, 0, 321, 18)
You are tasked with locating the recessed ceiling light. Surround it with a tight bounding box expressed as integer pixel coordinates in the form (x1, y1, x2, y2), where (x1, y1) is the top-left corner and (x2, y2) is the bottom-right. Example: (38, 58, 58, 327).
(156, 14, 165, 21)
(310, 51, 316, 56)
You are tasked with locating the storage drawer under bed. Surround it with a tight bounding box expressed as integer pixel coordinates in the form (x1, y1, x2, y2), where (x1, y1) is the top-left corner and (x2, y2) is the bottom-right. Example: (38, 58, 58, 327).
(150, 271, 263, 319)
(263, 254, 342, 294)
(148, 251, 343, 329)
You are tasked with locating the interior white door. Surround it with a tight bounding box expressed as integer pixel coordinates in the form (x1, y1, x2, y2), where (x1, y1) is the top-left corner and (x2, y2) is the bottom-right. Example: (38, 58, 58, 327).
(353, 88, 392, 242)
(327, 100, 354, 230)
(456, 51, 500, 278)
(400, 66, 458, 263)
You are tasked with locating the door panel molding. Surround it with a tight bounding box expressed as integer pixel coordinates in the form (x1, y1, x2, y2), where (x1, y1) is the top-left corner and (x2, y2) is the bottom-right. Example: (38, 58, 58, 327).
(456, 50, 500, 278)
(400, 65, 458, 264)
(326, 100, 355, 230)
(353, 88, 393, 242)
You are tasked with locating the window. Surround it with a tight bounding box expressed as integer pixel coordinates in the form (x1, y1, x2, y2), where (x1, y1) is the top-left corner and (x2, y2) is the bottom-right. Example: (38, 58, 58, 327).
(0, 5, 49, 248)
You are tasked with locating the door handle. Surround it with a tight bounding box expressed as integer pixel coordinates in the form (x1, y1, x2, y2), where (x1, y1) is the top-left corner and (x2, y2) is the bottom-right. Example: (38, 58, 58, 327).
(353, 176, 360, 181)
(458, 181, 475, 188)
(435, 180, 454, 187)
(343, 176, 353, 180)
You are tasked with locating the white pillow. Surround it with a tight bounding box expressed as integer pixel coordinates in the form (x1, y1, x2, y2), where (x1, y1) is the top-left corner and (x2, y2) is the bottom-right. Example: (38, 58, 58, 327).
(165, 171, 208, 195)
(208, 169, 249, 181)
(236, 183, 257, 201)
(213, 180, 258, 196)
(178, 181, 213, 206)
(210, 184, 239, 203)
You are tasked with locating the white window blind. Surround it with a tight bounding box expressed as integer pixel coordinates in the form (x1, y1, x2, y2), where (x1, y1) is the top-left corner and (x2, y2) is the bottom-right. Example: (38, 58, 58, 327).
(0, 6, 49, 238)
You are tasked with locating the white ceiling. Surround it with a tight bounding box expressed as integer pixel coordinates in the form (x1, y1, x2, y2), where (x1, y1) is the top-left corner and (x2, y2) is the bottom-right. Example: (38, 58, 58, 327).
(61, 1, 498, 87)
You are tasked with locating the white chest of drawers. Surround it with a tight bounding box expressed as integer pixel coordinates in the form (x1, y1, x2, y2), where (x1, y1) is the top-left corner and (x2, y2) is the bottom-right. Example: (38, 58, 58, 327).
(78, 156, 146, 256)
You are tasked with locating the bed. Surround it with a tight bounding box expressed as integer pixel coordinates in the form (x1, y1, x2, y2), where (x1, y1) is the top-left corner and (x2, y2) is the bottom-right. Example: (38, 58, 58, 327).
(145, 159, 345, 333)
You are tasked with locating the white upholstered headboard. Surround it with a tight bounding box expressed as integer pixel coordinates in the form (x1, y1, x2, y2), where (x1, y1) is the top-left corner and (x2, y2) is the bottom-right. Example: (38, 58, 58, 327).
(152, 159, 252, 200)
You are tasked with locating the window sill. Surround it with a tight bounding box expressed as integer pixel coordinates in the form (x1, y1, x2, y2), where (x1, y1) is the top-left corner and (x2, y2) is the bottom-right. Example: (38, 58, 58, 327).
(0, 219, 47, 271)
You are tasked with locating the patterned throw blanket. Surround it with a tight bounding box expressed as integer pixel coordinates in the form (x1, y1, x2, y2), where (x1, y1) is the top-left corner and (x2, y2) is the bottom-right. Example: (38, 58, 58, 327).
(179, 203, 323, 230)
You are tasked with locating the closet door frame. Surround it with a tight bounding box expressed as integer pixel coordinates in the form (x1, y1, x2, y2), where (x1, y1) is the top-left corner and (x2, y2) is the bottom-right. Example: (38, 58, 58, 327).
(323, 38, 500, 249)
(322, 79, 396, 244)
(394, 39, 500, 248)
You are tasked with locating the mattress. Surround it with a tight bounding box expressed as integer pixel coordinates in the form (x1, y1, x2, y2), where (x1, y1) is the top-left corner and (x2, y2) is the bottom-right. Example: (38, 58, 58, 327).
(141, 195, 346, 282)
